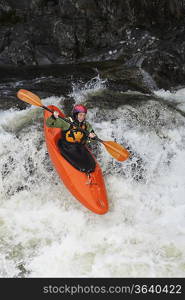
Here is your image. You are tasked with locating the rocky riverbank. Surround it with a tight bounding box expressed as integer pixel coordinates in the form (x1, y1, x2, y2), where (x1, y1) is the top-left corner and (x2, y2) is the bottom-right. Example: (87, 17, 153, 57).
(1, 0, 185, 96)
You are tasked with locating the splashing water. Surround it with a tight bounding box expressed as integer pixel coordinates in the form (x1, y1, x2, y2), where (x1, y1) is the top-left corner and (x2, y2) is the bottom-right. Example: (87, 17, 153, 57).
(0, 84, 185, 278)
(154, 88, 185, 112)
(70, 75, 107, 103)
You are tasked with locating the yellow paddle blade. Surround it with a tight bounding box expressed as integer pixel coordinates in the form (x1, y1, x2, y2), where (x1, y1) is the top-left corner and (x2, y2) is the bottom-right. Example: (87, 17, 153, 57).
(102, 141, 130, 161)
(17, 89, 43, 107)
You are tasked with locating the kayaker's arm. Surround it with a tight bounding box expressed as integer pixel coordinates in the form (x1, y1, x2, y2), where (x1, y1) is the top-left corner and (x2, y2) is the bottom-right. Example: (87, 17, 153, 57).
(46, 115, 70, 130)
(86, 121, 94, 133)
(85, 122, 97, 140)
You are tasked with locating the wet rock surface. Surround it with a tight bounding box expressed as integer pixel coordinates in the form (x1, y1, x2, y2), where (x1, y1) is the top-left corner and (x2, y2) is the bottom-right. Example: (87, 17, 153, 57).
(0, 64, 97, 109)
(1, 0, 185, 96)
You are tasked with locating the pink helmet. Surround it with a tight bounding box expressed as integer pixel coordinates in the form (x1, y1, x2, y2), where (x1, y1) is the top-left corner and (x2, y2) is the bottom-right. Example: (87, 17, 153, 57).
(72, 104, 87, 114)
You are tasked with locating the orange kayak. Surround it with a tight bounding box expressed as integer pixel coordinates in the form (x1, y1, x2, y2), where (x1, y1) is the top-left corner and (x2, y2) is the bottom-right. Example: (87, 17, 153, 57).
(43, 105, 109, 214)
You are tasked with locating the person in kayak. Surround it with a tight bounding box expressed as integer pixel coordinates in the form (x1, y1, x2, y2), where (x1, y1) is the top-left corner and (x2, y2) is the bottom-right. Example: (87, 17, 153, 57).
(46, 104, 97, 173)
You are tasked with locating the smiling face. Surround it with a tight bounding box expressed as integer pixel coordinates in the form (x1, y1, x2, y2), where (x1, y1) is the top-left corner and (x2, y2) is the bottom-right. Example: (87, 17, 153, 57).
(77, 112, 86, 122)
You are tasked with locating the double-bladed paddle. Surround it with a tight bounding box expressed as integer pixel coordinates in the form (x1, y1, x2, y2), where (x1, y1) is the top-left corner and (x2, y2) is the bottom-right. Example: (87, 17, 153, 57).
(17, 89, 130, 162)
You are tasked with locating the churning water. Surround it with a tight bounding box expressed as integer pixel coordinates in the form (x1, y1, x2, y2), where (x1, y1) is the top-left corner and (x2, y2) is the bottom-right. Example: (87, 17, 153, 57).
(0, 80, 185, 277)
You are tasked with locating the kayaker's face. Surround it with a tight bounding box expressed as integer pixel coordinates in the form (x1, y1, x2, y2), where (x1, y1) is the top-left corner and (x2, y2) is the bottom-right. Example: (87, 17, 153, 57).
(77, 112, 86, 122)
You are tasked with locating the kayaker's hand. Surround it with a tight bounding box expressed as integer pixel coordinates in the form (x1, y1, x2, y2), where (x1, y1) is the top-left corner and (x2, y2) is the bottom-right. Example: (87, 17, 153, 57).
(89, 132, 96, 139)
(72, 121, 78, 127)
(53, 111, 59, 119)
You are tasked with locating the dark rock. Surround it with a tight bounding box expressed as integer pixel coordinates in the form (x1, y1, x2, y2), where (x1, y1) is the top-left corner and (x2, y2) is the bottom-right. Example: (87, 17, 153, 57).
(1, 1, 185, 91)
(0, 64, 97, 110)
(0, 0, 12, 18)
(85, 89, 156, 111)
(99, 64, 158, 94)
(6, 0, 30, 9)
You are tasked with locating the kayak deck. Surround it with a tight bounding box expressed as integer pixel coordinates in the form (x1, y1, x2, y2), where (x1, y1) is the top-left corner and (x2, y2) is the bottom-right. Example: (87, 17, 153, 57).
(44, 105, 109, 214)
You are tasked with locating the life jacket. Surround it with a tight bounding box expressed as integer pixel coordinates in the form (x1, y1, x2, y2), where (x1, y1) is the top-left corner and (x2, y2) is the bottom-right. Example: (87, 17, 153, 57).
(62, 117, 87, 143)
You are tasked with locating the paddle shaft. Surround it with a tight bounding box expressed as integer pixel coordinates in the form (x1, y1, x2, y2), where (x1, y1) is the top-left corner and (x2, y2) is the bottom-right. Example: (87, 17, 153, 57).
(17, 89, 130, 161)
(43, 104, 130, 161)
(43, 106, 119, 147)
(42, 105, 95, 138)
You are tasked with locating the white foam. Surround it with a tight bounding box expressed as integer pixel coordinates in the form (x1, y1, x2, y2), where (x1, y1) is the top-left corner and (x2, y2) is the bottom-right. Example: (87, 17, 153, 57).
(154, 88, 185, 111)
(70, 75, 107, 103)
(0, 88, 185, 277)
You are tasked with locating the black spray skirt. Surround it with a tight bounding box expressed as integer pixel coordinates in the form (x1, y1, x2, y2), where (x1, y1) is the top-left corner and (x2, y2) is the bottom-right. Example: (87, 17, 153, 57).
(57, 139, 96, 173)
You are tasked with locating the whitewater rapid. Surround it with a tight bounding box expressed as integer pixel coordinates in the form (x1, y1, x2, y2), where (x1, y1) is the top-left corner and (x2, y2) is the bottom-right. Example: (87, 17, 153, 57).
(0, 83, 185, 277)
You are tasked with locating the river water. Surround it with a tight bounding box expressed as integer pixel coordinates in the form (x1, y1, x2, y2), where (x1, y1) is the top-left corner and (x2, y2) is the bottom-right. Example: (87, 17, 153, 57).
(0, 75, 185, 277)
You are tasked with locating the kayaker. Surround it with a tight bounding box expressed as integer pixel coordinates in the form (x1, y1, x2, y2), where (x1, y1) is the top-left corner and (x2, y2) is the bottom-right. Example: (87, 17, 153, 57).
(46, 104, 96, 143)
(46, 104, 97, 173)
